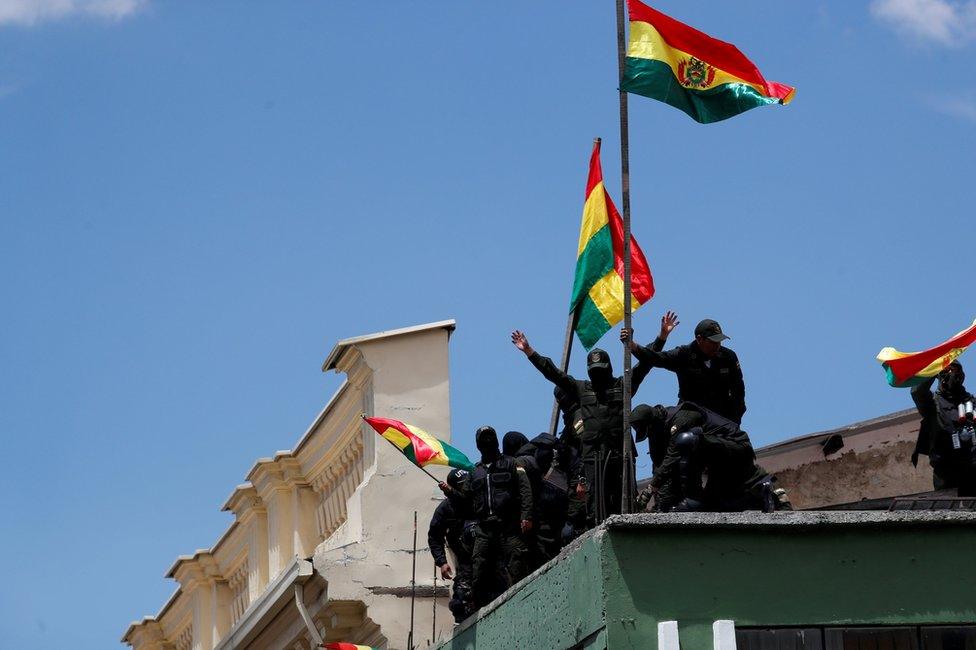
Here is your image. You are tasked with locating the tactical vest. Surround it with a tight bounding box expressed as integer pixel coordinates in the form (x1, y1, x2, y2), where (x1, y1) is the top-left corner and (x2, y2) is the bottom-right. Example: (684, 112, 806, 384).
(469, 455, 520, 523)
(577, 380, 624, 453)
(931, 391, 976, 455)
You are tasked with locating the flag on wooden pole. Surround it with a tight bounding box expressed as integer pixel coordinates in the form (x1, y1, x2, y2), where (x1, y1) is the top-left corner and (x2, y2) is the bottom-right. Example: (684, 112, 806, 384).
(570, 139, 654, 349)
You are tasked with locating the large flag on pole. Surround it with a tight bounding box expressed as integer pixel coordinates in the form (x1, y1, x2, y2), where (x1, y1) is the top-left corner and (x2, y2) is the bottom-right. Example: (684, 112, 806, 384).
(621, 0, 795, 123)
(877, 320, 976, 388)
(363, 416, 475, 471)
(570, 139, 654, 349)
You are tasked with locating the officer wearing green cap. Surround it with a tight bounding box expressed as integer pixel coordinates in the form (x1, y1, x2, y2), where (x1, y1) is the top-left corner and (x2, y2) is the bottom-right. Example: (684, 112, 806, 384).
(622, 313, 746, 424)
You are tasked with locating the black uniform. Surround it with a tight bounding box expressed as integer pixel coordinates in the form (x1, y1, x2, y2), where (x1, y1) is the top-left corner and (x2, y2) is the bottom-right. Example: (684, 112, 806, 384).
(911, 363, 976, 495)
(467, 427, 533, 608)
(513, 433, 568, 566)
(427, 495, 474, 623)
(527, 346, 654, 526)
(641, 402, 772, 512)
(633, 338, 746, 423)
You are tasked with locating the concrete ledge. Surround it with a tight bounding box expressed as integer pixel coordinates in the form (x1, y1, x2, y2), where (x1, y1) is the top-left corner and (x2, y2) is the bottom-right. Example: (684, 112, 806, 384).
(604, 510, 976, 529)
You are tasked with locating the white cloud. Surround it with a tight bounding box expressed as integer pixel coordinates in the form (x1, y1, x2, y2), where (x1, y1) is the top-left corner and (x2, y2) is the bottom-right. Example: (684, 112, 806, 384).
(870, 0, 976, 46)
(0, 0, 145, 26)
(928, 93, 976, 121)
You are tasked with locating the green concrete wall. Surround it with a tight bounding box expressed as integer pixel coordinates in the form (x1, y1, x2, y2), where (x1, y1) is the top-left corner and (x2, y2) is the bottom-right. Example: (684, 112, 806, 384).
(435, 515, 976, 650)
(438, 533, 608, 650)
(602, 524, 976, 650)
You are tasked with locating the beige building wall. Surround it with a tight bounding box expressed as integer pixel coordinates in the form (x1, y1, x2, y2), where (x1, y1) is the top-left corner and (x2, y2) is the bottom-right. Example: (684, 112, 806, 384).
(123, 321, 459, 650)
(757, 409, 935, 510)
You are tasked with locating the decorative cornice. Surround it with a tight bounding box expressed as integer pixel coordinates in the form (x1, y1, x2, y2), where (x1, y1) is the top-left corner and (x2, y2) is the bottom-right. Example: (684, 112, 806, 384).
(221, 483, 264, 520)
(121, 617, 163, 645)
(246, 453, 308, 500)
(166, 550, 223, 589)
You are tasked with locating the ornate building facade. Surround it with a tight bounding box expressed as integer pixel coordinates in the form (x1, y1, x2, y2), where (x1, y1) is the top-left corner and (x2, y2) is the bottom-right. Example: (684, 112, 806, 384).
(122, 321, 458, 650)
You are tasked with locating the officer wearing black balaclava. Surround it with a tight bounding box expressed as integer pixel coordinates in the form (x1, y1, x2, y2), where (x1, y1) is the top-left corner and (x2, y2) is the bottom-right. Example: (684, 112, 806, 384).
(911, 361, 976, 495)
(632, 401, 788, 512)
(430, 468, 475, 623)
(520, 432, 569, 563)
(511, 327, 668, 528)
(466, 426, 533, 608)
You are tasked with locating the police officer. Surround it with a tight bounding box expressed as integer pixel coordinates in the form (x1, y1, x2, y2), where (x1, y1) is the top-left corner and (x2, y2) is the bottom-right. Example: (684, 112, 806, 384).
(630, 403, 671, 499)
(466, 426, 533, 608)
(553, 386, 587, 542)
(633, 401, 786, 512)
(511, 324, 671, 526)
(430, 469, 475, 624)
(911, 361, 976, 495)
(510, 431, 569, 566)
(623, 314, 746, 423)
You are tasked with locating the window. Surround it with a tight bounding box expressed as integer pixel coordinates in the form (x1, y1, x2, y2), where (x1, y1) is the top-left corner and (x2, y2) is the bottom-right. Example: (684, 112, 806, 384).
(737, 627, 976, 650)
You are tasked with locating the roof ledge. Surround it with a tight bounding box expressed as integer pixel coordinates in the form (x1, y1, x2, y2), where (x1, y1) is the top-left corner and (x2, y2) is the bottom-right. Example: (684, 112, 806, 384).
(321, 319, 456, 372)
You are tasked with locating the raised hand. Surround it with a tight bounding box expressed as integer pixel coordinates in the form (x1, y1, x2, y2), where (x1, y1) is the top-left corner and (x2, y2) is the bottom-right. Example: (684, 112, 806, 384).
(511, 330, 534, 355)
(659, 310, 680, 339)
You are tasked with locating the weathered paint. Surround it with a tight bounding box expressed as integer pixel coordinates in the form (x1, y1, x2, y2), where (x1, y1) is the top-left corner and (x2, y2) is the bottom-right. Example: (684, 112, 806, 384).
(436, 512, 976, 650)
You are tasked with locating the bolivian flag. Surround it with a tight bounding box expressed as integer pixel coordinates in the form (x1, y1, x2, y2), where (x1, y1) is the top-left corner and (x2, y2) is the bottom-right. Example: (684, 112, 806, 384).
(877, 320, 976, 388)
(622, 0, 795, 124)
(322, 643, 376, 650)
(363, 416, 474, 471)
(570, 139, 654, 349)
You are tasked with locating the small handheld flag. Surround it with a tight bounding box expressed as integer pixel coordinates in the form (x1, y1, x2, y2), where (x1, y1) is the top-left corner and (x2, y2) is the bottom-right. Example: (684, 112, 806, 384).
(621, 0, 795, 123)
(321, 643, 376, 650)
(570, 139, 654, 349)
(363, 416, 475, 471)
(877, 319, 976, 388)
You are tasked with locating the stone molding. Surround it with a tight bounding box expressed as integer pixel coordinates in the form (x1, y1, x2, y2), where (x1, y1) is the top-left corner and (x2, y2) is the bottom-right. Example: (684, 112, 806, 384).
(123, 320, 455, 650)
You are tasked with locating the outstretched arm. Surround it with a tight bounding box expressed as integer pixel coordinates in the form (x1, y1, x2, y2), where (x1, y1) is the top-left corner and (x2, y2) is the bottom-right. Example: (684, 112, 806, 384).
(622, 311, 682, 369)
(512, 330, 577, 394)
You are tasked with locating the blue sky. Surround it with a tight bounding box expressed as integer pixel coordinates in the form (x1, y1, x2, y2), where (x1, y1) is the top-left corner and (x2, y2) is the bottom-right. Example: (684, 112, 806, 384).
(1, 1, 975, 647)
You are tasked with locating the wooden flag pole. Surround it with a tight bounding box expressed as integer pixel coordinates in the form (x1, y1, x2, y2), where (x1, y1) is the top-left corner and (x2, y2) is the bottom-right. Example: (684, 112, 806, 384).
(548, 311, 577, 436)
(615, 0, 635, 515)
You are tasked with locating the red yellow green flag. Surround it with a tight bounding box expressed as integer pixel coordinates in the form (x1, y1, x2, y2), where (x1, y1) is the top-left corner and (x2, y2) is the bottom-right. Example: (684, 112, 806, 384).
(570, 139, 654, 349)
(364, 416, 474, 471)
(622, 0, 795, 123)
(322, 643, 376, 650)
(877, 320, 976, 388)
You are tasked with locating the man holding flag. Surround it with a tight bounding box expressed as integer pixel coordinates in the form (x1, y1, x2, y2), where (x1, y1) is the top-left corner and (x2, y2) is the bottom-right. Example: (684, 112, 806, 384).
(878, 319, 976, 496)
(911, 363, 976, 495)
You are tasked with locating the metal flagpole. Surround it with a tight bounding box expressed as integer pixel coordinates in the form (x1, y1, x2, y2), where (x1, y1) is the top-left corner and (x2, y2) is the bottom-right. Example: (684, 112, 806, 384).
(408, 510, 418, 649)
(432, 563, 437, 643)
(616, 0, 635, 514)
